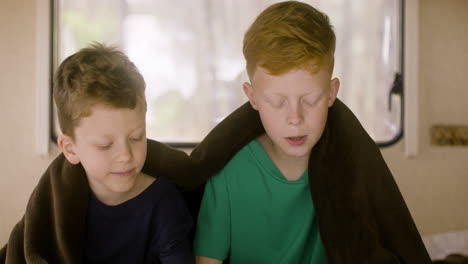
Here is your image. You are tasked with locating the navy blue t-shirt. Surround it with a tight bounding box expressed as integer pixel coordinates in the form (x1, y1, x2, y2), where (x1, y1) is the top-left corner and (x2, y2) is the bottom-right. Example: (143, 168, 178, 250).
(83, 177, 194, 264)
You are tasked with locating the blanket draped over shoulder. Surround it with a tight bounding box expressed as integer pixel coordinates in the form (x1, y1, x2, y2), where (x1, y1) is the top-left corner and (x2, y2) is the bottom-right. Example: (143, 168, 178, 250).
(0, 100, 431, 264)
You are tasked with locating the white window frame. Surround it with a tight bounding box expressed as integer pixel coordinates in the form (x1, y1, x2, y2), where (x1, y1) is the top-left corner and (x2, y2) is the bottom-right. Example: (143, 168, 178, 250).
(38, 0, 417, 153)
(403, 0, 420, 157)
(36, 0, 52, 156)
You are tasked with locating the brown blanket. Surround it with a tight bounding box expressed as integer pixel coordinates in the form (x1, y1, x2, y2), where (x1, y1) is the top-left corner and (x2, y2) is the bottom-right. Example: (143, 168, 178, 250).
(433, 254, 468, 264)
(0, 100, 431, 263)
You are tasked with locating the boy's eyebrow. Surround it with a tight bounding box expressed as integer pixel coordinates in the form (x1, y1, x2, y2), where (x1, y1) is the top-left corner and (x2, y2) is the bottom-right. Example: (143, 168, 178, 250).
(89, 135, 113, 142)
(304, 90, 326, 97)
(89, 126, 145, 140)
(263, 90, 321, 98)
(129, 126, 145, 132)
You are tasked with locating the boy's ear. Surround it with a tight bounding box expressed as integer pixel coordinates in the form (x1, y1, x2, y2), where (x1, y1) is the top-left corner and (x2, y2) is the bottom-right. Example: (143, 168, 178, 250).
(327, 77, 340, 107)
(57, 134, 80, 165)
(242, 82, 258, 110)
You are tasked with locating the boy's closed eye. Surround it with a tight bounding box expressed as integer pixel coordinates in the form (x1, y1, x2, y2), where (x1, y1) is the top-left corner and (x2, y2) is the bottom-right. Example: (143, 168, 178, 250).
(95, 143, 112, 150)
(302, 95, 321, 107)
(130, 135, 144, 142)
(265, 96, 285, 108)
(264, 95, 322, 108)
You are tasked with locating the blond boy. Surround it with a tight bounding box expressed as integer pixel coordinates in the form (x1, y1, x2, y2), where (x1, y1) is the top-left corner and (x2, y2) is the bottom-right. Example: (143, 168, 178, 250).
(55, 43, 194, 263)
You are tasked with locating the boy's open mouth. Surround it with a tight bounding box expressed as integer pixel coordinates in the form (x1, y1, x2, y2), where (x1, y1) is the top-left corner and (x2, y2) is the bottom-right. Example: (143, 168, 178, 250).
(285, 136, 307, 145)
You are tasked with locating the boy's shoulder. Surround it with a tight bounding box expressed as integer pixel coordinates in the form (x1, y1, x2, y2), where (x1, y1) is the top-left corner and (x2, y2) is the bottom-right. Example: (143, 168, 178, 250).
(139, 176, 181, 203)
(211, 139, 270, 186)
(220, 139, 260, 172)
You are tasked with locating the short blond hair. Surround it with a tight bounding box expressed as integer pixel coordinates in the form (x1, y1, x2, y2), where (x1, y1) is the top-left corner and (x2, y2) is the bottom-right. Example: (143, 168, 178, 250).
(53, 43, 146, 138)
(243, 1, 336, 78)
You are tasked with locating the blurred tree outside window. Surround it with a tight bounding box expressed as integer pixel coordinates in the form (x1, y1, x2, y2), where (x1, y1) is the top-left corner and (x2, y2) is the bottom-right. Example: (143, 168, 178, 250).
(53, 0, 403, 146)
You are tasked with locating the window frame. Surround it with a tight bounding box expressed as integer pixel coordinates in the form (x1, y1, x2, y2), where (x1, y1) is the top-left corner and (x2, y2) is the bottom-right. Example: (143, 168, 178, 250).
(378, 0, 405, 148)
(47, 0, 406, 149)
(35, 0, 54, 156)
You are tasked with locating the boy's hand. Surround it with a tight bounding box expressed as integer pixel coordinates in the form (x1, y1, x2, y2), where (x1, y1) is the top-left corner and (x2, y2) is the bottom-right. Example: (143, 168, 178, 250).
(195, 256, 223, 264)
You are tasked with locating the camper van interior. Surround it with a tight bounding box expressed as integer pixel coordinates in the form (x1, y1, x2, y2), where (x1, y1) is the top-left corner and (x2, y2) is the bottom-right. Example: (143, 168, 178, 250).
(1, 0, 467, 263)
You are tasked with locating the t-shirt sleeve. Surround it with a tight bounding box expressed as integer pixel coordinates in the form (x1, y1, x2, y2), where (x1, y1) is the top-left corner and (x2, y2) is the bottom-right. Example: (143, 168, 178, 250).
(152, 184, 195, 264)
(193, 170, 231, 261)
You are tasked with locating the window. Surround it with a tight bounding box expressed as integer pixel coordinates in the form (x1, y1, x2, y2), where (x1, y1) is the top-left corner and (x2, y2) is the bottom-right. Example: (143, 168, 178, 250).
(53, 0, 403, 147)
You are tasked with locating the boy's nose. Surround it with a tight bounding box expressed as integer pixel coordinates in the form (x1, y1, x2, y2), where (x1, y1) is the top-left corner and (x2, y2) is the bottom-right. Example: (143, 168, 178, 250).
(287, 104, 303, 125)
(115, 142, 133, 162)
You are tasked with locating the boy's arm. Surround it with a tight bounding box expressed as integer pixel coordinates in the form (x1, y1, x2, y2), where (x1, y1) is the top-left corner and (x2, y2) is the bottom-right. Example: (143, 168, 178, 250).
(194, 172, 231, 262)
(158, 240, 194, 264)
(195, 256, 222, 264)
(155, 186, 195, 264)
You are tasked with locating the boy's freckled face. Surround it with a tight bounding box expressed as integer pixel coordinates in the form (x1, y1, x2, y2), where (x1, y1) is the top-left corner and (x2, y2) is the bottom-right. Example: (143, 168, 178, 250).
(70, 103, 147, 202)
(243, 66, 339, 159)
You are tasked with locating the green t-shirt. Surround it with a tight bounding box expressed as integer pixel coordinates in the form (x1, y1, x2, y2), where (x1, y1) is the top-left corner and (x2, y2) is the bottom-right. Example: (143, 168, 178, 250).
(194, 139, 326, 264)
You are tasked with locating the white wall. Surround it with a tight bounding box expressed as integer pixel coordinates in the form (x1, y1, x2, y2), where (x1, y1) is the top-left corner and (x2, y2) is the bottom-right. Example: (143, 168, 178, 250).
(1, 0, 468, 245)
(0, 0, 60, 246)
(382, 0, 468, 235)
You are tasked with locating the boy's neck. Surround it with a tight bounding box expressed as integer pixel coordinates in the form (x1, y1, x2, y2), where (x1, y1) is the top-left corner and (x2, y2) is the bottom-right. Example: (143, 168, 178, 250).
(257, 134, 309, 182)
(91, 173, 155, 206)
